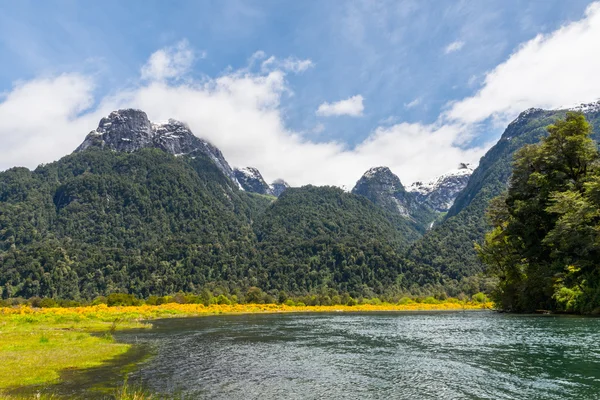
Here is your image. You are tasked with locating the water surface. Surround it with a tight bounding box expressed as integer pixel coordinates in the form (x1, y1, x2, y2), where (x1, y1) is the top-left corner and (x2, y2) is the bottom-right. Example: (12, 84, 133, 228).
(114, 311, 600, 399)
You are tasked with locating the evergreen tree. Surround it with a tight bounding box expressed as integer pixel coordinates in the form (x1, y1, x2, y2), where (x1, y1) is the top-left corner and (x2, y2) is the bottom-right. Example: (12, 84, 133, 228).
(478, 113, 600, 312)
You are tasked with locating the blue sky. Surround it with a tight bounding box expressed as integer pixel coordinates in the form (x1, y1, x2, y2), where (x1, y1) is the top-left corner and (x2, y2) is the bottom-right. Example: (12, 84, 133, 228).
(1, 1, 599, 186)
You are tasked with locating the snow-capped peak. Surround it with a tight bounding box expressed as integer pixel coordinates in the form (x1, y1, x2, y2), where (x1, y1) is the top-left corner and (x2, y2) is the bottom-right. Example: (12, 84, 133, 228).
(409, 164, 473, 196)
(236, 167, 263, 180)
(363, 166, 392, 179)
(561, 100, 600, 114)
(408, 163, 474, 212)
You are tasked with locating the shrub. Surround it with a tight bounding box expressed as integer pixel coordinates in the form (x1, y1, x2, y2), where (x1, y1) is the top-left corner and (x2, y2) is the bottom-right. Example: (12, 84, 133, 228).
(107, 293, 141, 307)
(185, 294, 201, 304)
(92, 296, 108, 305)
(245, 287, 264, 304)
(172, 292, 187, 304)
(40, 298, 58, 308)
(278, 290, 288, 304)
(398, 297, 414, 305)
(472, 292, 488, 303)
(29, 297, 43, 308)
(216, 294, 231, 305)
(58, 299, 81, 307)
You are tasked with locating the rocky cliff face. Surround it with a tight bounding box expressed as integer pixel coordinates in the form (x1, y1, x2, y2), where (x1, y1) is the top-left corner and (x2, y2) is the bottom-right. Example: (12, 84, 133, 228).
(233, 168, 290, 197)
(270, 179, 290, 197)
(352, 167, 412, 217)
(351, 167, 437, 230)
(75, 109, 238, 185)
(234, 167, 273, 195)
(409, 164, 474, 212)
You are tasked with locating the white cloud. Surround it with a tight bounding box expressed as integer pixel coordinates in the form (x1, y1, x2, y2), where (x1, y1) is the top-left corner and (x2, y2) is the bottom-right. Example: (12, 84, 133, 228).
(444, 40, 465, 54)
(281, 57, 314, 73)
(404, 97, 421, 109)
(312, 123, 325, 134)
(141, 40, 194, 81)
(447, 2, 600, 125)
(316, 95, 364, 117)
(260, 55, 314, 73)
(0, 74, 100, 169)
(0, 59, 482, 187)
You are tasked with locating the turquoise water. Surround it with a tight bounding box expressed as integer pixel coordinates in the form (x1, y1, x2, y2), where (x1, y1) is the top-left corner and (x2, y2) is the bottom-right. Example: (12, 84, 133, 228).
(114, 311, 600, 399)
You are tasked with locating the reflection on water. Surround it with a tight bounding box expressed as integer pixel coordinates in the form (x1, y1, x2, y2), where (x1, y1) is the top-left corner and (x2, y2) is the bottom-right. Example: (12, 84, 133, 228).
(112, 311, 600, 400)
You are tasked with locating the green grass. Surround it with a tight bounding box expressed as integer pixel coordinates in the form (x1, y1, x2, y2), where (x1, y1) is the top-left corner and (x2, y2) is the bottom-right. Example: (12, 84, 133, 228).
(0, 317, 148, 398)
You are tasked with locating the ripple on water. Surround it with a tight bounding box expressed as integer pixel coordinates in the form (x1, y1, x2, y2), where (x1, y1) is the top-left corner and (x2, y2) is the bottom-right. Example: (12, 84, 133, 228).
(114, 312, 600, 399)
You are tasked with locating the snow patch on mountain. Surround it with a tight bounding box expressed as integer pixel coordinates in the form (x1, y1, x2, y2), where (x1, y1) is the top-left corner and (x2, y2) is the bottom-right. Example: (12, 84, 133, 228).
(409, 163, 474, 212)
(561, 100, 600, 114)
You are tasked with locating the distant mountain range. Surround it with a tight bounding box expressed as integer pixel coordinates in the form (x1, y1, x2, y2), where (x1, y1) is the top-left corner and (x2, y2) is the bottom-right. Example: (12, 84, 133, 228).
(1, 101, 599, 300)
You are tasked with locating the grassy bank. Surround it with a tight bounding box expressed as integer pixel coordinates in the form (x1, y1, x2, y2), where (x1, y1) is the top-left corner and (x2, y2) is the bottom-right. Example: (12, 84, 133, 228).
(0, 301, 490, 398)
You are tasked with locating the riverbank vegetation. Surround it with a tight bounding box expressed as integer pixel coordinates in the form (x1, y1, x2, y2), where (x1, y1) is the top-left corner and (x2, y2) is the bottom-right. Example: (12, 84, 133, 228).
(478, 112, 600, 314)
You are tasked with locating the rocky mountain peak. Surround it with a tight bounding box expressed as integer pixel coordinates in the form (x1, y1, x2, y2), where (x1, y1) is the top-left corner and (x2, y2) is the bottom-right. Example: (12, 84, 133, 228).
(352, 167, 417, 219)
(75, 109, 238, 185)
(563, 99, 600, 114)
(357, 166, 405, 193)
(270, 179, 290, 197)
(77, 109, 154, 153)
(409, 163, 474, 212)
(234, 167, 273, 196)
(233, 168, 290, 197)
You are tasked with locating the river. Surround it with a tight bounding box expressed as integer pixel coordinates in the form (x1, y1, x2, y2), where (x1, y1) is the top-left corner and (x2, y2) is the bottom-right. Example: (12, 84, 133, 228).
(111, 311, 600, 399)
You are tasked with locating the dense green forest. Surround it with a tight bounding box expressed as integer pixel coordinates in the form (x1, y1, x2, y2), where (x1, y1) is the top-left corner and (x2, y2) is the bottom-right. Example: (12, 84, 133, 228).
(2, 107, 599, 308)
(405, 108, 600, 290)
(253, 185, 420, 297)
(478, 113, 600, 313)
(0, 149, 423, 300)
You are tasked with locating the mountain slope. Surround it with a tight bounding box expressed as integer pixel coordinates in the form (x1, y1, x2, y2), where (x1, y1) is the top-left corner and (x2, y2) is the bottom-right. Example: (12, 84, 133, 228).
(76, 109, 240, 186)
(405, 104, 600, 282)
(0, 109, 424, 300)
(0, 148, 260, 299)
(351, 167, 437, 231)
(409, 164, 473, 212)
(253, 186, 421, 296)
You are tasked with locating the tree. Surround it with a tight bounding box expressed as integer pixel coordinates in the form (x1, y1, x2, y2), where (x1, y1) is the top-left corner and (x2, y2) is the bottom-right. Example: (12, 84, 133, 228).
(478, 112, 600, 313)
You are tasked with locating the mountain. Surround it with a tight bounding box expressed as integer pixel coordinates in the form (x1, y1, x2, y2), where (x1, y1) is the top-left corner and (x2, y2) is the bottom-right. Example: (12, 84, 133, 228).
(0, 148, 263, 300)
(253, 185, 421, 295)
(0, 109, 421, 300)
(76, 109, 239, 186)
(270, 179, 290, 197)
(233, 167, 289, 197)
(405, 102, 600, 283)
(409, 163, 474, 212)
(351, 167, 437, 231)
(234, 167, 274, 196)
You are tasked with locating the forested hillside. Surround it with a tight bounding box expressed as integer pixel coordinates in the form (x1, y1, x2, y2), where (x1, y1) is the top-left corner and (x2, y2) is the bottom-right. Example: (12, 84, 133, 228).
(2, 105, 600, 303)
(0, 149, 268, 299)
(253, 186, 421, 296)
(0, 148, 420, 300)
(405, 106, 600, 285)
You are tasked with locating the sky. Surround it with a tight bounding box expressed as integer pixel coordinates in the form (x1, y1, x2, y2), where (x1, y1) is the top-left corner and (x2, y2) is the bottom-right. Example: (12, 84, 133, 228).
(1, 0, 600, 187)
